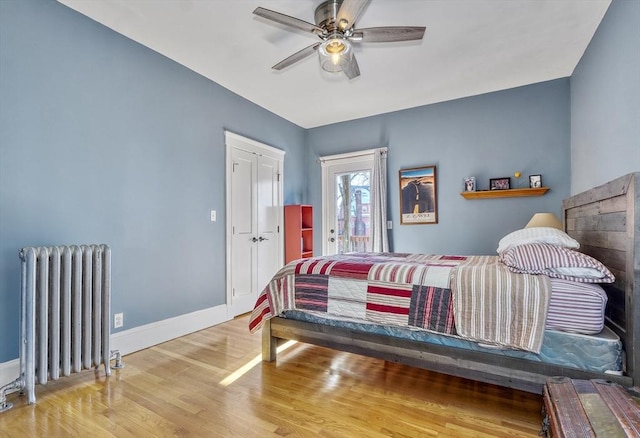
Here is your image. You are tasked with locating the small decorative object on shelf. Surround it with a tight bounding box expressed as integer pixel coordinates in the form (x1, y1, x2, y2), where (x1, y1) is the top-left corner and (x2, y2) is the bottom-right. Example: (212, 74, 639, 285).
(490, 177, 510, 190)
(529, 174, 542, 188)
(514, 171, 523, 188)
(463, 176, 476, 192)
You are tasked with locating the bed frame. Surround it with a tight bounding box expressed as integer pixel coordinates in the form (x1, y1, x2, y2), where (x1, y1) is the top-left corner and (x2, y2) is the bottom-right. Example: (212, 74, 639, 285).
(262, 172, 639, 394)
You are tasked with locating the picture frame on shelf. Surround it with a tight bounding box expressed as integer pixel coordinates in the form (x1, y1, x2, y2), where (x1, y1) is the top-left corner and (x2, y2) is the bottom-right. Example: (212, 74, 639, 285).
(399, 165, 437, 225)
(490, 177, 510, 190)
(463, 176, 476, 192)
(529, 174, 542, 188)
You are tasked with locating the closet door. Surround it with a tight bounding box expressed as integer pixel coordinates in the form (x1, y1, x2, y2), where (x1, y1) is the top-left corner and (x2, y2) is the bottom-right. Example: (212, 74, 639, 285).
(230, 147, 259, 316)
(256, 154, 281, 297)
(226, 132, 284, 317)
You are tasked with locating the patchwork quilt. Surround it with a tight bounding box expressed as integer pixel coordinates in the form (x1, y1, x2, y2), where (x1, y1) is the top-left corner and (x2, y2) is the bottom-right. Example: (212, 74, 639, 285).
(249, 252, 551, 353)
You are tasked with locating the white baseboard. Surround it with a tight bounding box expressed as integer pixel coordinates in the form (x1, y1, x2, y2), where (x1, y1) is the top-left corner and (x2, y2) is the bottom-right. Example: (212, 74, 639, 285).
(0, 305, 231, 388)
(111, 304, 230, 356)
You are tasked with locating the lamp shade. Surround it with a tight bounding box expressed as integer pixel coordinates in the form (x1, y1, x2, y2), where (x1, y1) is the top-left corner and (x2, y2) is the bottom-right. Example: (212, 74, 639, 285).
(525, 213, 563, 230)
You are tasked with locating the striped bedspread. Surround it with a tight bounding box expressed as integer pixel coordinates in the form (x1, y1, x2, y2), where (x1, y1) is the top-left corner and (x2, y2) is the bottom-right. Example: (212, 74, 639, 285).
(450, 256, 551, 352)
(249, 253, 551, 353)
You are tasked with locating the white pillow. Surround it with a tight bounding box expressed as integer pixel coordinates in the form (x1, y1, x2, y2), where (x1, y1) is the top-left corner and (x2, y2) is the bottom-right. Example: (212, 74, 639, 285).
(496, 227, 580, 255)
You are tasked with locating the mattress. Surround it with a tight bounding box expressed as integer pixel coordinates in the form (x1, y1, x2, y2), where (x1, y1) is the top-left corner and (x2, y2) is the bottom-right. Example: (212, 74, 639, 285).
(281, 310, 622, 374)
(546, 278, 607, 334)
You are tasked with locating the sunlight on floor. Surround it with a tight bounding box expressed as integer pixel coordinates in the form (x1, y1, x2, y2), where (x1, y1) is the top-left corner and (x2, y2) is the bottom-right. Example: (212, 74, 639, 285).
(219, 340, 297, 387)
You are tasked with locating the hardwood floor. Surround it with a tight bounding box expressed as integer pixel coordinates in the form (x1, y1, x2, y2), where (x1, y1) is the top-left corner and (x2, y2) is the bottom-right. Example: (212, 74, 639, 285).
(0, 316, 544, 437)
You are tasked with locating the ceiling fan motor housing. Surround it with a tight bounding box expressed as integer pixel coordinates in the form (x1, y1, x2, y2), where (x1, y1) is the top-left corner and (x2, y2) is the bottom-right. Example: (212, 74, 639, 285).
(314, 0, 344, 32)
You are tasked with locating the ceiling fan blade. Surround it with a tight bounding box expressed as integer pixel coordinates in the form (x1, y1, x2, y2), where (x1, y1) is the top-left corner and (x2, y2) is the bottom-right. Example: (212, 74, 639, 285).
(272, 42, 321, 70)
(336, 0, 370, 31)
(253, 7, 324, 35)
(353, 26, 426, 43)
(340, 54, 360, 80)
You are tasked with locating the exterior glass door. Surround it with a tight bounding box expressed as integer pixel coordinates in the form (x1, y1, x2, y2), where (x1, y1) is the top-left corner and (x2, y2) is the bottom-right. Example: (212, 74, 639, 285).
(321, 151, 374, 255)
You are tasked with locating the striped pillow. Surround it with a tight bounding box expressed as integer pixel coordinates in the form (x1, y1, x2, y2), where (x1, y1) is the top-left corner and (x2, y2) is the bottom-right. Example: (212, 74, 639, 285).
(500, 243, 615, 283)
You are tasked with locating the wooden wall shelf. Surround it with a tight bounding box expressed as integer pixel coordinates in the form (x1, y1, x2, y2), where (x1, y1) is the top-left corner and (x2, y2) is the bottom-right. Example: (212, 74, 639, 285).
(460, 187, 549, 199)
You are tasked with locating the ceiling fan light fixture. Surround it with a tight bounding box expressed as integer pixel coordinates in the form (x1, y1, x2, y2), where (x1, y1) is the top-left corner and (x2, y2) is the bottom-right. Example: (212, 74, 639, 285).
(325, 39, 346, 54)
(254, 1, 426, 80)
(319, 35, 352, 73)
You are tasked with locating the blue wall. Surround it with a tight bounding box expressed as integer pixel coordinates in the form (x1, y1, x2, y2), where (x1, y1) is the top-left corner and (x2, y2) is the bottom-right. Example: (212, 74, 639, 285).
(307, 79, 571, 256)
(1, 0, 637, 366)
(570, 0, 640, 194)
(0, 0, 306, 363)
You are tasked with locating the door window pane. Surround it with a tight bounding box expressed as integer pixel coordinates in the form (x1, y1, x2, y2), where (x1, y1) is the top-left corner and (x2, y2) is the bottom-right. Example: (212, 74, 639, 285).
(336, 171, 370, 254)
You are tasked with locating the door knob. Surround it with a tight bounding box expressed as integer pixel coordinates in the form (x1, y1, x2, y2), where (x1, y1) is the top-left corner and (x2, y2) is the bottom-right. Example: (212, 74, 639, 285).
(251, 237, 258, 242)
(329, 237, 335, 242)
(258, 236, 269, 241)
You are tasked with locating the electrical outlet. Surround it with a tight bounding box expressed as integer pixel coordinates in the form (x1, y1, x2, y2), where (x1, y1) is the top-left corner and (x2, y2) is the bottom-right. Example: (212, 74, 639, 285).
(210, 210, 216, 222)
(114, 312, 124, 328)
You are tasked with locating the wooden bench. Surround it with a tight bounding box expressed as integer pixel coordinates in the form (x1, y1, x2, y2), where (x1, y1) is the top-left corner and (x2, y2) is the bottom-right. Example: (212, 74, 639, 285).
(542, 377, 640, 437)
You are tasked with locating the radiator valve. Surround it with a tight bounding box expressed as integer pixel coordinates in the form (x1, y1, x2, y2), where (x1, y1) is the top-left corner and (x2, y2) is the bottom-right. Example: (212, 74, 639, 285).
(110, 350, 124, 369)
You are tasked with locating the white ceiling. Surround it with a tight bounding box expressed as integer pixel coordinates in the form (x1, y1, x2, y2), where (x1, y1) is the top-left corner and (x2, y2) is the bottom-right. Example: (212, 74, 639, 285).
(57, 0, 610, 129)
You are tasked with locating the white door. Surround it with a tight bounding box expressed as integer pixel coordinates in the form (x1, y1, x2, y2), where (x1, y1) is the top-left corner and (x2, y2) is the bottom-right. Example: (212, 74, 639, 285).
(321, 152, 374, 256)
(226, 132, 284, 317)
(256, 155, 281, 294)
(230, 147, 258, 315)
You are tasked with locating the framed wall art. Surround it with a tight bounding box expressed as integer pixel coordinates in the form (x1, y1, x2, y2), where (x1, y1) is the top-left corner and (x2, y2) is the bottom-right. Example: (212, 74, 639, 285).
(490, 177, 510, 190)
(463, 176, 476, 192)
(399, 165, 437, 224)
(529, 174, 542, 188)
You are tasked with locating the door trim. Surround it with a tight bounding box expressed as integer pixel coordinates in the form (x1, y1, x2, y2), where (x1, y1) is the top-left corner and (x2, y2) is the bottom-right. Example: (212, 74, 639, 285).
(225, 131, 285, 318)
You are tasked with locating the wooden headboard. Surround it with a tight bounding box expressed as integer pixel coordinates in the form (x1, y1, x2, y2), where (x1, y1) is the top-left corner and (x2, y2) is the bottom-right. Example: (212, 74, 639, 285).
(563, 172, 639, 386)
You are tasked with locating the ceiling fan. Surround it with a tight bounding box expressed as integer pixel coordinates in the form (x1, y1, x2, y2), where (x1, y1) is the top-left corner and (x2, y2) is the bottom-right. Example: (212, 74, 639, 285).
(253, 0, 426, 80)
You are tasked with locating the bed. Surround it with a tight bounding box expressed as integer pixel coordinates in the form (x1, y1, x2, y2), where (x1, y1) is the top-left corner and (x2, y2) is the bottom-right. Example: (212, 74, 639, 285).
(250, 172, 639, 394)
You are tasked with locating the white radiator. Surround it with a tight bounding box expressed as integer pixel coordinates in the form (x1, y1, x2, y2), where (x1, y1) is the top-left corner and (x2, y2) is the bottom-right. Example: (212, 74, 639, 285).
(0, 245, 120, 412)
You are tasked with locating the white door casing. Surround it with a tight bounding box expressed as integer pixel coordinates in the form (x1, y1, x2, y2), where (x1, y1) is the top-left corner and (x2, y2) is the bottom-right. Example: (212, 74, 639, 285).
(225, 131, 284, 317)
